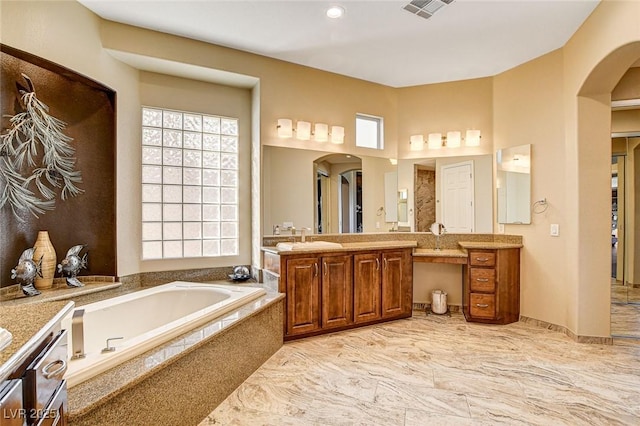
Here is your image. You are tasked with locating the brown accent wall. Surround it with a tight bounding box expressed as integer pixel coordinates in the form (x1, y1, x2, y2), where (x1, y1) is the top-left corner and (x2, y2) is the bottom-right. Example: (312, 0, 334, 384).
(1, 45, 116, 287)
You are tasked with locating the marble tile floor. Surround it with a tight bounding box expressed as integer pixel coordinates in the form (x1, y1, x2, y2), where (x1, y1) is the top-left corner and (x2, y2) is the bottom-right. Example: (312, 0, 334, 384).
(611, 280, 640, 338)
(611, 281, 640, 304)
(200, 311, 640, 425)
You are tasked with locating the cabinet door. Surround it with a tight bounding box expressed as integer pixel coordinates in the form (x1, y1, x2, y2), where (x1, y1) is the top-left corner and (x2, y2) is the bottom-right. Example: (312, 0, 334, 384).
(381, 250, 411, 318)
(353, 253, 381, 323)
(286, 257, 320, 336)
(321, 255, 353, 329)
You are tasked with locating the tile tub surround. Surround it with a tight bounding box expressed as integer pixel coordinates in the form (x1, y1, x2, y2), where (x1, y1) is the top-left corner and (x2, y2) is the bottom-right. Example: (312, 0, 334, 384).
(202, 310, 640, 425)
(120, 265, 253, 288)
(68, 292, 284, 426)
(0, 276, 119, 303)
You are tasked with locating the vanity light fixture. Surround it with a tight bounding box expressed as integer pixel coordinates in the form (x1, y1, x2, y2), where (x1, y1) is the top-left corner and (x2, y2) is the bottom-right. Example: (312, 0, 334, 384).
(465, 129, 481, 147)
(297, 121, 311, 140)
(277, 119, 293, 138)
(446, 131, 461, 148)
(331, 126, 345, 144)
(410, 134, 424, 151)
(276, 119, 344, 143)
(410, 128, 482, 150)
(314, 123, 329, 142)
(428, 133, 443, 149)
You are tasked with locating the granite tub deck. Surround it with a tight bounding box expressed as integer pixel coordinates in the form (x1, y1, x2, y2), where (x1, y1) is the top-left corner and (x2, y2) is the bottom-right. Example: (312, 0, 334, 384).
(0, 301, 74, 381)
(68, 289, 284, 426)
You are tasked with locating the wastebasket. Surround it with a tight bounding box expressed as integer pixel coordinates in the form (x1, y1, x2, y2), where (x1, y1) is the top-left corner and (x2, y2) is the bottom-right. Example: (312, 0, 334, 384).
(431, 290, 448, 314)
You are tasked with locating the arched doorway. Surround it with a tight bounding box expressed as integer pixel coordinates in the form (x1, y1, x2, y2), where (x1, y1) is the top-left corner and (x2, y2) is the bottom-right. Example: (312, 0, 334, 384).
(575, 42, 640, 337)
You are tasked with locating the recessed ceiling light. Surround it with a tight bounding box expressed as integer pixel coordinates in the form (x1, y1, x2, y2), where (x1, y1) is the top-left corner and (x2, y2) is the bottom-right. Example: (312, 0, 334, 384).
(326, 5, 345, 19)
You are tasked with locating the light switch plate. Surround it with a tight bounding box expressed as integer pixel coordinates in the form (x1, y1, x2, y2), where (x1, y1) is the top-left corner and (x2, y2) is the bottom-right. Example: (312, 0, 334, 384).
(550, 224, 559, 236)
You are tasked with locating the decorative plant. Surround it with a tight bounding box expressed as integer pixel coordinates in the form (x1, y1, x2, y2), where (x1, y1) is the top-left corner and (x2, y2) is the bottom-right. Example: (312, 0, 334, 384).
(0, 73, 83, 218)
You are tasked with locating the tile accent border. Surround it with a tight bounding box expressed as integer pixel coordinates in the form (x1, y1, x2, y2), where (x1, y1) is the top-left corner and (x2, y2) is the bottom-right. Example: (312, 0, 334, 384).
(519, 315, 613, 345)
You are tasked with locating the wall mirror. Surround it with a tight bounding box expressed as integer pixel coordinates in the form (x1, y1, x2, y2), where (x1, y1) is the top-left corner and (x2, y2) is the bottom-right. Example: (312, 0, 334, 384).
(262, 146, 396, 234)
(496, 144, 532, 224)
(397, 154, 494, 233)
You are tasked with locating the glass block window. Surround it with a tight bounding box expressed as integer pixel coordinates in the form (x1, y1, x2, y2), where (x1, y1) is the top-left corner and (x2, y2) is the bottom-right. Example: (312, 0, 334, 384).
(142, 107, 239, 259)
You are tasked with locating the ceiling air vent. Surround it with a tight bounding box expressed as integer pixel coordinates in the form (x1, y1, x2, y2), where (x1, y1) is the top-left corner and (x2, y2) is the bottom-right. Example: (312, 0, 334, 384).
(403, 0, 454, 20)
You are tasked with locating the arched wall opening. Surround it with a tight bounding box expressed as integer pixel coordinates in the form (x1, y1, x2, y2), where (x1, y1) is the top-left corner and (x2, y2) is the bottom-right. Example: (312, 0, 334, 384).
(574, 42, 640, 337)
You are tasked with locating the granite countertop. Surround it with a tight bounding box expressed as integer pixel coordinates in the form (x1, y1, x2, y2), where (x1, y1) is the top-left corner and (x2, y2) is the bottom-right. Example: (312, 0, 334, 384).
(262, 240, 418, 255)
(412, 248, 468, 258)
(458, 241, 524, 250)
(68, 290, 284, 418)
(0, 300, 74, 381)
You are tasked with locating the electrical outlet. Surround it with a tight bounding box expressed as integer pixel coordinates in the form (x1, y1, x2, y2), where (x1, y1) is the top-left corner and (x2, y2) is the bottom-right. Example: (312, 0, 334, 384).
(550, 224, 559, 236)
(376, 221, 380, 229)
(498, 223, 505, 234)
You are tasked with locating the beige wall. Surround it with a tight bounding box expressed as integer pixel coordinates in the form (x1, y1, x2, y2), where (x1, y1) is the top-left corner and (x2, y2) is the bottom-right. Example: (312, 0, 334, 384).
(139, 72, 253, 270)
(1, 0, 141, 276)
(612, 110, 640, 133)
(3, 0, 640, 338)
(612, 67, 640, 100)
(493, 49, 569, 329)
(397, 78, 494, 160)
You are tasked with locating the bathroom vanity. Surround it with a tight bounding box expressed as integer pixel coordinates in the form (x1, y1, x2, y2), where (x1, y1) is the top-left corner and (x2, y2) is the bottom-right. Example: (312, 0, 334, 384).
(460, 242, 522, 325)
(262, 241, 415, 340)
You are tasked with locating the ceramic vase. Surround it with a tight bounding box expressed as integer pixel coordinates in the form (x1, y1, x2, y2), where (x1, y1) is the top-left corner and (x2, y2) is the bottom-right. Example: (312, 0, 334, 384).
(33, 231, 56, 290)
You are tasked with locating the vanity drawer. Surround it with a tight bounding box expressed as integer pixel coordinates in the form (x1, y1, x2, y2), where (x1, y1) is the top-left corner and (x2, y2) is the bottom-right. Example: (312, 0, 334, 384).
(469, 251, 496, 267)
(24, 329, 67, 421)
(470, 294, 496, 319)
(469, 268, 496, 292)
(0, 379, 23, 426)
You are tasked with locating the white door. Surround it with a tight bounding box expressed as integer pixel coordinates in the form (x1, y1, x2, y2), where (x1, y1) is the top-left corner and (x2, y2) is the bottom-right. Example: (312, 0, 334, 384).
(441, 161, 474, 233)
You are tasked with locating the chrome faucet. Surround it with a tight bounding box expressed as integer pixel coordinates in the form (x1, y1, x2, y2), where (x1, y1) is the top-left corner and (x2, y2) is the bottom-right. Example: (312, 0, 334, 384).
(101, 336, 124, 353)
(71, 309, 86, 359)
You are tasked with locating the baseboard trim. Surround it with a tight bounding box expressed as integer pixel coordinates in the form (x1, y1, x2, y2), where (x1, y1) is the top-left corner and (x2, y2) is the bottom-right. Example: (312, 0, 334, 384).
(519, 315, 613, 345)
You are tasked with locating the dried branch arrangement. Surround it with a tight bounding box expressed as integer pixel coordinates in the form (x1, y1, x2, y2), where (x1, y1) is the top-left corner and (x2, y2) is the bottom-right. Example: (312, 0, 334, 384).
(0, 73, 83, 218)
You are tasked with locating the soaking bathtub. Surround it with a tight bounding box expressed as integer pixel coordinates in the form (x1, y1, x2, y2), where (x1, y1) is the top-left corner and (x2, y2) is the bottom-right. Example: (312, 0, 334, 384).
(61, 281, 266, 387)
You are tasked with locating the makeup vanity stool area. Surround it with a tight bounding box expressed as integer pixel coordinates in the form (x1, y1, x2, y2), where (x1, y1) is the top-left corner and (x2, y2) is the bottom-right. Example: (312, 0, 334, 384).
(262, 241, 416, 340)
(460, 242, 522, 325)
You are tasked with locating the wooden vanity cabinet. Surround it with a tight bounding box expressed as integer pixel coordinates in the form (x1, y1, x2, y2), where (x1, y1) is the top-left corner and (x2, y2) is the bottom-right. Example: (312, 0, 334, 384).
(285, 257, 321, 336)
(321, 254, 354, 330)
(271, 247, 413, 340)
(462, 248, 520, 324)
(353, 253, 381, 323)
(380, 250, 413, 319)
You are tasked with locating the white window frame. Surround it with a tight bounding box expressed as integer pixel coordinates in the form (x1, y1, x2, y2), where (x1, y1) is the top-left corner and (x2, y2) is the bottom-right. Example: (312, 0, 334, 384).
(355, 113, 384, 150)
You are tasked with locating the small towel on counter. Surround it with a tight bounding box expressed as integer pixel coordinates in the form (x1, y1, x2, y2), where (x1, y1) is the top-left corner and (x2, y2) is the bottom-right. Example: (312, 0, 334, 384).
(0, 328, 13, 352)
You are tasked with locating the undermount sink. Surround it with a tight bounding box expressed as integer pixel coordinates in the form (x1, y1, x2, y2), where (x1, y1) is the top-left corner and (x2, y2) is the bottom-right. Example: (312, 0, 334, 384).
(276, 241, 343, 251)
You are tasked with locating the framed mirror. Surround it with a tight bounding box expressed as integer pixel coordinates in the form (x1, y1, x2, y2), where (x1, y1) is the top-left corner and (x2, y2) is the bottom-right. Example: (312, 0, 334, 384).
(496, 144, 531, 224)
